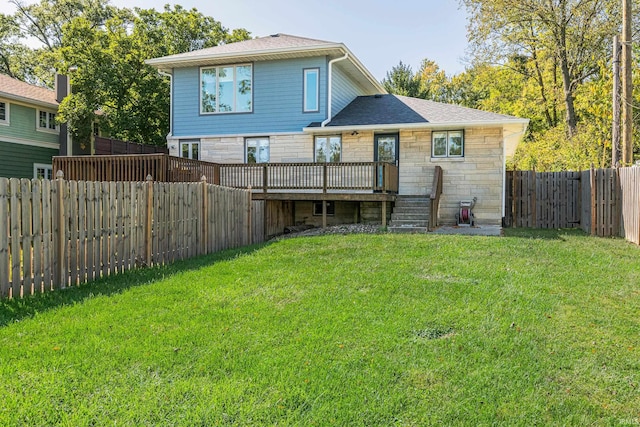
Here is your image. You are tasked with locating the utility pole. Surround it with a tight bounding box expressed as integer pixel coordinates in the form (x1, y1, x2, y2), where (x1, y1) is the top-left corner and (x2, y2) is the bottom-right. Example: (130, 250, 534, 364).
(621, 0, 633, 165)
(612, 35, 621, 167)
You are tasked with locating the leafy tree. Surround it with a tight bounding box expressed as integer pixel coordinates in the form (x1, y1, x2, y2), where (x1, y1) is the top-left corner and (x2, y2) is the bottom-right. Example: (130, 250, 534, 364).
(0, 13, 28, 78)
(461, 0, 620, 137)
(56, 6, 250, 146)
(381, 61, 423, 97)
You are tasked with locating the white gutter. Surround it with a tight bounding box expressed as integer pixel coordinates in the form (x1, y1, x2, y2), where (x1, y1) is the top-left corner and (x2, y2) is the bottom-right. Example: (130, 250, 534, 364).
(158, 70, 173, 137)
(305, 118, 530, 133)
(321, 53, 349, 127)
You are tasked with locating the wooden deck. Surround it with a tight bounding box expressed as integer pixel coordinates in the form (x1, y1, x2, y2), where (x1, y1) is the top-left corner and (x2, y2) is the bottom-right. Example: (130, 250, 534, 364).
(53, 155, 399, 200)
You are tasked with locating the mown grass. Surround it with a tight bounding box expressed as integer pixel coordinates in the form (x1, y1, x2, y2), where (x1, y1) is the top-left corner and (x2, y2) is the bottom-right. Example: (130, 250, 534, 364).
(1, 229, 639, 426)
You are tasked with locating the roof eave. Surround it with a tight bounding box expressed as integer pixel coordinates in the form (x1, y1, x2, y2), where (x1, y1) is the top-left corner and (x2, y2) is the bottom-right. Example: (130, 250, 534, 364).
(0, 92, 58, 109)
(145, 43, 346, 68)
(303, 118, 530, 133)
(145, 42, 386, 94)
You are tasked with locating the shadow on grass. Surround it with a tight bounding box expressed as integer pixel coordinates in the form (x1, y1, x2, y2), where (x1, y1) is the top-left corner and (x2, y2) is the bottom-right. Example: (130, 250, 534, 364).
(0, 243, 270, 327)
(502, 227, 588, 240)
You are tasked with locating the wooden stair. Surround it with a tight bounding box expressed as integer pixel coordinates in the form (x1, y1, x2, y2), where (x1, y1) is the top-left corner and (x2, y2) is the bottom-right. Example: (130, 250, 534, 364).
(388, 196, 431, 233)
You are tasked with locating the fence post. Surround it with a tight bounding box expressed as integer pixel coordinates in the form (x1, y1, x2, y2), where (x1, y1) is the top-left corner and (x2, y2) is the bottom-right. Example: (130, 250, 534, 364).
(0, 178, 9, 298)
(53, 170, 67, 289)
(323, 163, 328, 194)
(247, 185, 252, 246)
(201, 175, 208, 255)
(614, 166, 621, 237)
(590, 164, 596, 236)
(145, 175, 153, 267)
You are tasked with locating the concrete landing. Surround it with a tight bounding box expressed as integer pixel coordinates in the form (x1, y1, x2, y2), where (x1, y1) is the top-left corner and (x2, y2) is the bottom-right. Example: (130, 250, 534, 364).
(430, 225, 502, 236)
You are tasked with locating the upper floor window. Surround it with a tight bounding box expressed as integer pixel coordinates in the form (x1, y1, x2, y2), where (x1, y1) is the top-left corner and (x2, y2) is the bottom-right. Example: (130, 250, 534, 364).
(432, 130, 464, 158)
(37, 109, 58, 132)
(246, 137, 269, 163)
(315, 136, 341, 162)
(201, 64, 252, 114)
(180, 139, 200, 160)
(303, 68, 319, 112)
(0, 101, 8, 124)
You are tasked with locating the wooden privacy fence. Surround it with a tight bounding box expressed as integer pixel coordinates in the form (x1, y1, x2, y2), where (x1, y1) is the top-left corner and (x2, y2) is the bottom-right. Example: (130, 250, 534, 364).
(505, 167, 640, 245)
(94, 136, 168, 155)
(0, 174, 264, 300)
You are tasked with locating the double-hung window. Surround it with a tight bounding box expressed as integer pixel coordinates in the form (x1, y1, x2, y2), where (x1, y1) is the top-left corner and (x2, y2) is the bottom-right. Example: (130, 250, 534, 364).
(180, 140, 200, 160)
(303, 68, 319, 112)
(38, 110, 58, 132)
(201, 65, 252, 114)
(432, 130, 464, 158)
(0, 101, 8, 124)
(34, 163, 53, 180)
(246, 137, 270, 163)
(315, 136, 341, 162)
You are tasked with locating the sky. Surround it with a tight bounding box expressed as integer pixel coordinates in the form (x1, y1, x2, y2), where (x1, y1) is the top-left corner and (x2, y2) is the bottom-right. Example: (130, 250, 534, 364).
(2, 0, 471, 80)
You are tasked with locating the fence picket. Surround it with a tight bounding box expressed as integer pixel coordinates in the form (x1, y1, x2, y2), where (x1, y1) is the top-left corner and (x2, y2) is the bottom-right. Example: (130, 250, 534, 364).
(0, 179, 9, 298)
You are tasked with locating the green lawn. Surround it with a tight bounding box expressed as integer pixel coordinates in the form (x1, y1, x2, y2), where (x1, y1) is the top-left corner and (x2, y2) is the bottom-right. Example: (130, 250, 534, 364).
(1, 229, 639, 426)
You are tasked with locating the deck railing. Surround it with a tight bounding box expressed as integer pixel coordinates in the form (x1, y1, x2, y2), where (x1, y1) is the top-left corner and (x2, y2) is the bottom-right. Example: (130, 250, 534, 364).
(218, 162, 398, 193)
(54, 155, 399, 194)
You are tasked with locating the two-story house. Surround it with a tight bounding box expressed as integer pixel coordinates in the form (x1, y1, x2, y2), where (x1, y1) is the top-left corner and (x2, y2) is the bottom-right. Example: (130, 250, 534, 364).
(0, 74, 61, 179)
(147, 34, 529, 229)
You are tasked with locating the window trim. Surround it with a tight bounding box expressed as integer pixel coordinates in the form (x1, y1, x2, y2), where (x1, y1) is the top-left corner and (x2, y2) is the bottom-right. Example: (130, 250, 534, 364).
(314, 135, 342, 163)
(245, 137, 270, 164)
(0, 100, 9, 125)
(431, 130, 464, 158)
(179, 139, 200, 160)
(303, 68, 320, 113)
(36, 109, 59, 134)
(199, 64, 253, 115)
(33, 163, 53, 180)
(313, 201, 335, 216)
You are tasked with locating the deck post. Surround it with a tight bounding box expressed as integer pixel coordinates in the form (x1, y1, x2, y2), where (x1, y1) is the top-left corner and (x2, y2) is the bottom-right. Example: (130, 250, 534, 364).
(263, 165, 268, 194)
(382, 200, 387, 228)
(322, 200, 327, 228)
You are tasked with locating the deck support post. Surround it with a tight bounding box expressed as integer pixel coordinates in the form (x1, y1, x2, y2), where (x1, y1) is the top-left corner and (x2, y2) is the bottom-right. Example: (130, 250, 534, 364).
(322, 200, 327, 228)
(381, 201, 387, 228)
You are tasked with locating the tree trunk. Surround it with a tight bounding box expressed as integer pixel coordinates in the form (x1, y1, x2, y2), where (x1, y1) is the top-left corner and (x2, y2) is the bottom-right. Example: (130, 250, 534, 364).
(559, 54, 578, 137)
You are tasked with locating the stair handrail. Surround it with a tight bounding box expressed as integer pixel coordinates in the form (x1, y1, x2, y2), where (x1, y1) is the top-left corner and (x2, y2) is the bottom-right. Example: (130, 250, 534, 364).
(429, 166, 443, 230)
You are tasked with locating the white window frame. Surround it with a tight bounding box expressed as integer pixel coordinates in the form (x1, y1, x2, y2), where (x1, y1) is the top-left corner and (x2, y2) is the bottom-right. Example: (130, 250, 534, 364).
(0, 100, 9, 125)
(180, 140, 200, 160)
(245, 137, 270, 164)
(33, 163, 53, 180)
(314, 135, 342, 163)
(36, 109, 59, 134)
(432, 130, 464, 158)
(303, 68, 320, 113)
(200, 64, 253, 115)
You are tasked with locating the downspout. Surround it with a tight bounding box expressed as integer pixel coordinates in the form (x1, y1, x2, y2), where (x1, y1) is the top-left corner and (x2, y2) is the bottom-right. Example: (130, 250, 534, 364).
(159, 70, 173, 137)
(321, 53, 349, 127)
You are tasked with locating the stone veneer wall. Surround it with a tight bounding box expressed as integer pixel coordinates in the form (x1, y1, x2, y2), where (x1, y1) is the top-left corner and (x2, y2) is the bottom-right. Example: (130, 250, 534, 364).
(168, 126, 505, 226)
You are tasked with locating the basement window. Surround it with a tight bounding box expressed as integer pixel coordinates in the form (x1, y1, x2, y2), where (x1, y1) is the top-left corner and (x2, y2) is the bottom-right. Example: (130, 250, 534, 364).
(180, 140, 200, 160)
(313, 201, 335, 216)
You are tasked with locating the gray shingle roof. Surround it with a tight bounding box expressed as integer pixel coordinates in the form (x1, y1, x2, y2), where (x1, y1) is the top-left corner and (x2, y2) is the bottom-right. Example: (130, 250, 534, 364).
(324, 94, 525, 127)
(150, 33, 337, 62)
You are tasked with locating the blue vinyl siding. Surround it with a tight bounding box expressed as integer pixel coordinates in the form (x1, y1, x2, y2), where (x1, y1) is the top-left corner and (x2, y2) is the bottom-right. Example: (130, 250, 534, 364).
(173, 57, 328, 136)
(331, 65, 365, 118)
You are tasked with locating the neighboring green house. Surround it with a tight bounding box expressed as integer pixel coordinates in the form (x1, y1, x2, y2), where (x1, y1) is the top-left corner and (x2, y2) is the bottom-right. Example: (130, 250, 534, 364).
(0, 73, 60, 179)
